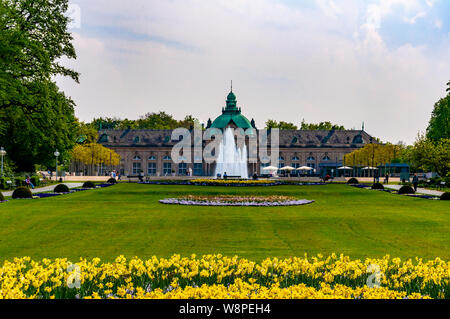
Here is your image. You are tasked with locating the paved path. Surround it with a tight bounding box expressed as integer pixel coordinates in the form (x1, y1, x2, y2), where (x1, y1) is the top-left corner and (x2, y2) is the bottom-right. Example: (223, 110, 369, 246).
(2, 183, 84, 197)
(384, 184, 444, 197)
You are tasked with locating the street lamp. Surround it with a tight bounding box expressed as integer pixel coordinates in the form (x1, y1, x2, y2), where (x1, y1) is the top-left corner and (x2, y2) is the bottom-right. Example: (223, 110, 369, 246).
(0, 147, 6, 177)
(54, 149, 60, 181)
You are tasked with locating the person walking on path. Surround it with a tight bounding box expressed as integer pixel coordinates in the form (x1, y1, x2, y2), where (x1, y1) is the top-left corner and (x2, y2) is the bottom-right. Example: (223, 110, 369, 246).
(385, 173, 389, 184)
(412, 173, 419, 192)
(139, 170, 144, 182)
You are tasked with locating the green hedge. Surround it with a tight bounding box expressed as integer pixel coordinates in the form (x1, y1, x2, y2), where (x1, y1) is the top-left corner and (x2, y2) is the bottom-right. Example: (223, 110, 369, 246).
(82, 181, 96, 188)
(0, 177, 11, 190)
(12, 187, 33, 199)
(30, 176, 40, 187)
(54, 184, 70, 193)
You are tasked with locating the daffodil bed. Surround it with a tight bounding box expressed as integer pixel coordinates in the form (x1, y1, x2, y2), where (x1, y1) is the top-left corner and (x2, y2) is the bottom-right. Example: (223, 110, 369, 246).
(159, 195, 314, 207)
(1, 254, 448, 299)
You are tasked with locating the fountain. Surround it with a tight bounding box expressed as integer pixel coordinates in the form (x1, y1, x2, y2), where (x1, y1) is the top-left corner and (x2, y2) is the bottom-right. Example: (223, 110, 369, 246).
(215, 127, 248, 179)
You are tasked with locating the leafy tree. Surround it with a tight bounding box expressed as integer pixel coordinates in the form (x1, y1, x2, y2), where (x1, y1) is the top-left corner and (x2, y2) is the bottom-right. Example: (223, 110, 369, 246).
(300, 119, 345, 130)
(426, 95, 449, 141)
(135, 112, 178, 129)
(71, 143, 120, 176)
(0, 82, 77, 172)
(265, 120, 298, 130)
(409, 134, 449, 177)
(90, 113, 201, 131)
(75, 120, 99, 144)
(91, 117, 123, 130)
(0, 0, 78, 172)
(0, 0, 78, 113)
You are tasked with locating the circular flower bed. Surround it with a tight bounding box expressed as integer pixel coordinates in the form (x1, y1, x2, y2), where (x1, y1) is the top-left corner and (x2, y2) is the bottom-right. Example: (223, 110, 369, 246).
(160, 195, 314, 207)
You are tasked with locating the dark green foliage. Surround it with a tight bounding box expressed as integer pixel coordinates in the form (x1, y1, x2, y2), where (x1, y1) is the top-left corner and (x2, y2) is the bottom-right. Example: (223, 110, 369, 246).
(371, 183, 384, 190)
(347, 178, 359, 184)
(82, 181, 96, 188)
(14, 177, 25, 187)
(107, 178, 118, 184)
(0, 177, 11, 190)
(440, 192, 450, 200)
(91, 113, 200, 131)
(301, 119, 346, 130)
(0, 192, 4, 202)
(12, 187, 32, 199)
(265, 120, 298, 130)
(54, 184, 69, 193)
(0, 0, 78, 171)
(30, 176, 40, 187)
(426, 95, 449, 141)
(398, 185, 415, 195)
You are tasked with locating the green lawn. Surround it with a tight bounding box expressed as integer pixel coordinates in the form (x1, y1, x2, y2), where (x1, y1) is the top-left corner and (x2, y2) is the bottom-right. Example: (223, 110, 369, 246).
(0, 183, 448, 262)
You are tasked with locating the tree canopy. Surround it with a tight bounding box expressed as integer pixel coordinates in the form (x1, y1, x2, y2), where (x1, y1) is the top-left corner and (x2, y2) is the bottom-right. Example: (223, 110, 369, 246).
(301, 120, 346, 131)
(265, 120, 298, 130)
(91, 112, 201, 131)
(0, 0, 78, 172)
(426, 95, 449, 141)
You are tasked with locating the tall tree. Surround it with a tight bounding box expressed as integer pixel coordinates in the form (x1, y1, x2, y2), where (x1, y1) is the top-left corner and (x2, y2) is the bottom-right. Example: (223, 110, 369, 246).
(426, 95, 449, 141)
(0, 0, 78, 171)
(409, 134, 449, 177)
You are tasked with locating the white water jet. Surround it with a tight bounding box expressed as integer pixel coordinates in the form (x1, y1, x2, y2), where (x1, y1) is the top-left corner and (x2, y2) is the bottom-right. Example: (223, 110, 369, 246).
(215, 128, 248, 179)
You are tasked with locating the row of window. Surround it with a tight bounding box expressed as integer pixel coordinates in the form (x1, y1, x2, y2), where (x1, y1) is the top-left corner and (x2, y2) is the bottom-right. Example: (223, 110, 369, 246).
(133, 155, 333, 163)
(132, 155, 171, 161)
(132, 162, 203, 176)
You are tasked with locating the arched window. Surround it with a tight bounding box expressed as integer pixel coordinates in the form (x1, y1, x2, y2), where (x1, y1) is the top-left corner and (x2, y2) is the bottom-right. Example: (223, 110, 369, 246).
(148, 156, 156, 161)
(292, 156, 300, 161)
(133, 156, 141, 161)
(163, 155, 172, 161)
(307, 156, 315, 161)
(322, 156, 331, 161)
(134, 136, 140, 143)
(278, 156, 285, 161)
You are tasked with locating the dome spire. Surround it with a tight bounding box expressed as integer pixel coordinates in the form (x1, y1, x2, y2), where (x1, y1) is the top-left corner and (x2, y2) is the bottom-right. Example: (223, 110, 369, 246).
(231, 80, 233, 92)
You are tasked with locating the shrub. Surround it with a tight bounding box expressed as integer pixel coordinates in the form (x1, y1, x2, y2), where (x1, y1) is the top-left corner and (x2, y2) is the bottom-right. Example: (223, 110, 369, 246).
(0, 177, 10, 190)
(371, 183, 384, 190)
(0, 192, 4, 202)
(30, 176, 40, 187)
(54, 184, 70, 193)
(82, 181, 96, 188)
(398, 185, 415, 195)
(107, 178, 118, 184)
(12, 187, 33, 199)
(14, 177, 25, 187)
(347, 178, 359, 184)
(440, 192, 450, 200)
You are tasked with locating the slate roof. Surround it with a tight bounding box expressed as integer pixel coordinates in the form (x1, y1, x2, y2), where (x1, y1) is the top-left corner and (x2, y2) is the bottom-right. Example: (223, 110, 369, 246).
(98, 129, 375, 148)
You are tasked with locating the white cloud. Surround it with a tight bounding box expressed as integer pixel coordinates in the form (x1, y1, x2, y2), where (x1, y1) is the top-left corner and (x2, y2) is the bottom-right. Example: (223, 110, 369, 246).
(58, 0, 450, 144)
(434, 19, 443, 29)
(403, 11, 426, 24)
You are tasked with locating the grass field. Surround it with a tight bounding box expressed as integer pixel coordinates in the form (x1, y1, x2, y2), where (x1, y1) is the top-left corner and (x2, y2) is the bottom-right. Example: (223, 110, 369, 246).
(0, 183, 448, 262)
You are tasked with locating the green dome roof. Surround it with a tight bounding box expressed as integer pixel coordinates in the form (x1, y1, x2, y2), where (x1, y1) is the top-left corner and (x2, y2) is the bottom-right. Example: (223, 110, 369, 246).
(210, 91, 253, 129)
(227, 91, 236, 101)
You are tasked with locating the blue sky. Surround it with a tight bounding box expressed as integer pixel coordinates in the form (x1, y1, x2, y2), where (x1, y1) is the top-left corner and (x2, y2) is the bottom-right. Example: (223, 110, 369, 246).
(58, 0, 450, 144)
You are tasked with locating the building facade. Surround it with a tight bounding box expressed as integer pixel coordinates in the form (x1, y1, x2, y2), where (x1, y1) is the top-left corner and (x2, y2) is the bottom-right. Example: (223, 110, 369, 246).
(98, 90, 376, 177)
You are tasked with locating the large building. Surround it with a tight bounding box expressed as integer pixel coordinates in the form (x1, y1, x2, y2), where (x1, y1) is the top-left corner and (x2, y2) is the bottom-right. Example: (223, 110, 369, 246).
(98, 90, 376, 177)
